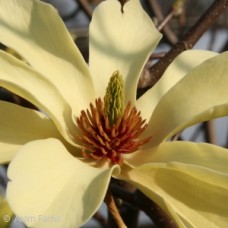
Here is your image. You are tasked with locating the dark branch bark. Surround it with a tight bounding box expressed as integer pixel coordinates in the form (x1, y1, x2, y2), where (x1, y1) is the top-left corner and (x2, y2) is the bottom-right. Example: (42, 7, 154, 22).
(146, 0, 228, 89)
(111, 184, 178, 228)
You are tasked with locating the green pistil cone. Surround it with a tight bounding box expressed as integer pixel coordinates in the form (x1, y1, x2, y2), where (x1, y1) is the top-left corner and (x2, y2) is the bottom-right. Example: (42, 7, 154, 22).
(104, 71, 124, 126)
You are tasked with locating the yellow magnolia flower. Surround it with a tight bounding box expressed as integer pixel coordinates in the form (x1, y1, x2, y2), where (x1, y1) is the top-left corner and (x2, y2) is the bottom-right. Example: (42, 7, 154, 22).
(0, 0, 228, 227)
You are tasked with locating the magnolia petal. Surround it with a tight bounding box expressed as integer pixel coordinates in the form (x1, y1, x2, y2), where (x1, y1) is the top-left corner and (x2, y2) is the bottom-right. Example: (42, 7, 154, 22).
(0, 0, 94, 115)
(0, 51, 80, 145)
(89, 0, 161, 103)
(125, 141, 228, 172)
(0, 101, 65, 164)
(144, 52, 228, 146)
(120, 161, 228, 227)
(136, 50, 217, 120)
(7, 139, 120, 228)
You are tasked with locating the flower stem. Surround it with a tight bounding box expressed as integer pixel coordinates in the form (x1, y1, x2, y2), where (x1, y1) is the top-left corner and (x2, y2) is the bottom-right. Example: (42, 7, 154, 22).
(105, 190, 127, 228)
(111, 185, 178, 228)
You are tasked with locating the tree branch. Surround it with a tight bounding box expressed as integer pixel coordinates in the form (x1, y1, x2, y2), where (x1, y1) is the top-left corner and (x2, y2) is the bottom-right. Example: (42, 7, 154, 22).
(148, 0, 178, 44)
(111, 185, 178, 228)
(146, 0, 228, 89)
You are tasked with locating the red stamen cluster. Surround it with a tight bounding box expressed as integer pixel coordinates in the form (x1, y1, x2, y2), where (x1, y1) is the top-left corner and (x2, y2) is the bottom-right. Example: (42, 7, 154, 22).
(76, 98, 151, 165)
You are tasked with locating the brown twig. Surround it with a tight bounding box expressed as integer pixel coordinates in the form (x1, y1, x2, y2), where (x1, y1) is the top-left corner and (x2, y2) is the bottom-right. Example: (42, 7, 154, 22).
(147, 0, 228, 89)
(93, 212, 108, 228)
(77, 0, 93, 18)
(149, 52, 166, 60)
(157, 0, 184, 31)
(111, 185, 178, 228)
(135, 191, 178, 228)
(171, 132, 182, 141)
(157, 10, 176, 31)
(105, 189, 127, 228)
(148, 0, 178, 44)
(203, 121, 217, 144)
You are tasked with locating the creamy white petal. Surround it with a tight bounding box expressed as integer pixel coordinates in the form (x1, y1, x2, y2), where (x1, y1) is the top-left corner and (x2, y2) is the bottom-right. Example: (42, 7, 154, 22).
(120, 160, 228, 227)
(136, 50, 217, 120)
(89, 0, 161, 103)
(0, 0, 94, 115)
(7, 139, 120, 228)
(0, 51, 79, 145)
(144, 52, 228, 146)
(125, 141, 228, 172)
(0, 101, 65, 164)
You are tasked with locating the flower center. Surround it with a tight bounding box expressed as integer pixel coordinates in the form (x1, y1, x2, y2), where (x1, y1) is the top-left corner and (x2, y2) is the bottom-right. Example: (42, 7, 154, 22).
(76, 72, 151, 165)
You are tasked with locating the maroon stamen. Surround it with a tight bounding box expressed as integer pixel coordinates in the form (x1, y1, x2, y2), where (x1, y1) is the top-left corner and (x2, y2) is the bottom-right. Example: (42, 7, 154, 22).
(76, 98, 151, 165)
